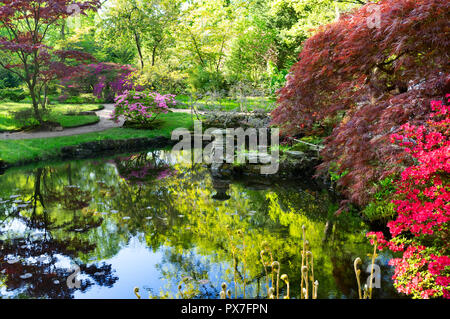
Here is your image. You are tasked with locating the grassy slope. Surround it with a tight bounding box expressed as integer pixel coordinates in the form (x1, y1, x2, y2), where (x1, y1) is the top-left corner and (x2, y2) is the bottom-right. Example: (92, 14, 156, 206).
(0, 112, 195, 165)
(0, 102, 103, 131)
(56, 115, 100, 128)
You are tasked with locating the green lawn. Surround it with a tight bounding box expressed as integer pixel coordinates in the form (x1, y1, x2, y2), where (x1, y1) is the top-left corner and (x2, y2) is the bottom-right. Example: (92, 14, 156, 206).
(0, 102, 103, 131)
(0, 112, 195, 165)
(175, 95, 276, 112)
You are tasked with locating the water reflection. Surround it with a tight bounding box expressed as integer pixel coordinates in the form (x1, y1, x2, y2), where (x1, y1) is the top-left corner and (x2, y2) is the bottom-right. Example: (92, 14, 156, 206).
(0, 150, 400, 299)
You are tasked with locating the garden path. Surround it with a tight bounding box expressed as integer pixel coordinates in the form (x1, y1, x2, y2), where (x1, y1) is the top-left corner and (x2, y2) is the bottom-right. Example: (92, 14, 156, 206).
(0, 104, 194, 140)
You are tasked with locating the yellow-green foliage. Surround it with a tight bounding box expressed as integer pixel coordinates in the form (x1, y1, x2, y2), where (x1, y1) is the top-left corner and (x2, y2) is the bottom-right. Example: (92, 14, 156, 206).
(290, 136, 323, 152)
(362, 200, 396, 222)
(362, 177, 397, 222)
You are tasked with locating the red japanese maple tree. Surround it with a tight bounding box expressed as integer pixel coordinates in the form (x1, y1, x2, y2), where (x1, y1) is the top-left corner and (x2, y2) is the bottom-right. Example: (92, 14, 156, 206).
(271, 0, 450, 207)
(0, 0, 101, 124)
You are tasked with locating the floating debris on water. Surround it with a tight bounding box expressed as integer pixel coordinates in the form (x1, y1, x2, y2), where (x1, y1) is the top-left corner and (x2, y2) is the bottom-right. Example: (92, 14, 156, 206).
(7, 258, 20, 264)
(123, 216, 131, 220)
(20, 273, 32, 279)
(53, 280, 60, 285)
(111, 210, 119, 214)
(37, 256, 48, 263)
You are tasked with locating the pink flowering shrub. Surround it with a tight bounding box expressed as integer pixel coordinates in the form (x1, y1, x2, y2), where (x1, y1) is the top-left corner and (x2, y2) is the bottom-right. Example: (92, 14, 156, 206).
(111, 89, 176, 125)
(60, 63, 140, 102)
(366, 95, 450, 299)
(90, 63, 141, 102)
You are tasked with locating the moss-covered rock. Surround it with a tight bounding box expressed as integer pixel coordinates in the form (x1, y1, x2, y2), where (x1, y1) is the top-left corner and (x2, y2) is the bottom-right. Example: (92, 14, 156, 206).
(202, 110, 270, 129)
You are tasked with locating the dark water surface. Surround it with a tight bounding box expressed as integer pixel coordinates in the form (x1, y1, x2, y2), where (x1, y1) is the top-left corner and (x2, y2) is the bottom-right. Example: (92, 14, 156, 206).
(0, 150, 400, 299)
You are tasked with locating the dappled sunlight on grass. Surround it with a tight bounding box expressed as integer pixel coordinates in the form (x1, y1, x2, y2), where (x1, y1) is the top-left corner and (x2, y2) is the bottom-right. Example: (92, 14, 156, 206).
(0, 102, 104, 131)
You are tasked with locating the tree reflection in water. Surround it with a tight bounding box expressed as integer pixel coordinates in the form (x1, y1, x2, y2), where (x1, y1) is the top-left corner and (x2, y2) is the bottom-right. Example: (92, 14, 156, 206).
(0, 168, 117, 299)
(0, 150, 400, 299)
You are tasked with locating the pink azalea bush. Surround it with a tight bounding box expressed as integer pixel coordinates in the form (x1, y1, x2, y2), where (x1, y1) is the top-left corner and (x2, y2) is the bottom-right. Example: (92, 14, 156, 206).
(366, 95, 450, 299)
(111, 89, 176, 125)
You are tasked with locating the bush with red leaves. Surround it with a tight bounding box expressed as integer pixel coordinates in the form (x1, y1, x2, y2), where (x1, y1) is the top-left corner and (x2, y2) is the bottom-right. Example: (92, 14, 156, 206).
(0, 0, 101, 123)
(271, 0, 450, 207)
(61, 63, 139, 103)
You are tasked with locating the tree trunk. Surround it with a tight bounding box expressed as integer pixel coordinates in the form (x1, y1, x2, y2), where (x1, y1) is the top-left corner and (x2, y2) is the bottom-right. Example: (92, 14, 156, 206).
(152, 46, 157, 67)
(190, 34, 206, 68)
(29, 87, 43, 124)
(151, 38, 163, 67)
(134, 31, 144, 70)
(61, 22, 66, 40)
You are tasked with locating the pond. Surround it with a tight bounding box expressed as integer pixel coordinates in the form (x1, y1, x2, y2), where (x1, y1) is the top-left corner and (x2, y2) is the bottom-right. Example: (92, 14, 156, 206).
(0, 150, 401, 299)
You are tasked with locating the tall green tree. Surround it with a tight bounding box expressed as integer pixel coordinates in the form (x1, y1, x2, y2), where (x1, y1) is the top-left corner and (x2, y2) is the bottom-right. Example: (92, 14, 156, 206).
(99, 0, 180, 69)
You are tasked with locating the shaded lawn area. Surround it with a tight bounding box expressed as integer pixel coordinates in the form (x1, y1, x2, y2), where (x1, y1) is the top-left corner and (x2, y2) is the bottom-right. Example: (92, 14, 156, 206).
(0, 112, 195, 165)
(0, 102, 103, 131)
(175, 95, 276, 111)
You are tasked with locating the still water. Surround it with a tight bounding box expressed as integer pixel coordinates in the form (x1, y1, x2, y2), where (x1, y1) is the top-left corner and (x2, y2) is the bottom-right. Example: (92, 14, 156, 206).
(0, 150, 400, 299)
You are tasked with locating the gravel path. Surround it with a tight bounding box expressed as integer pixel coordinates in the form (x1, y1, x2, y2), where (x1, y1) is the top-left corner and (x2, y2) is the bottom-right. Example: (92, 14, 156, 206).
(0, 104, 123, 140)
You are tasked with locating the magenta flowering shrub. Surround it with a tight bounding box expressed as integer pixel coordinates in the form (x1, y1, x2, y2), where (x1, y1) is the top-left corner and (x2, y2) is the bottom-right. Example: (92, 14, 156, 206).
(111, 90, 176, 125)
(60, 62, 140, 102)
(90, 63, 140, 102)
(366, 96, 450, 299)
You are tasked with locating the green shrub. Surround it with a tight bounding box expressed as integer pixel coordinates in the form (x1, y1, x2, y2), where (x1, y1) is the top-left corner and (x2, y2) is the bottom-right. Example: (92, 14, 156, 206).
(138, 64, 188, 95)
(328, 162, 349, 182)
(0, 88, 26, 102)
(12, 108, 40, 128)
(188, 66, 228, 94)
(267, 62, 289, 96)
(0, 69, 22, 89)
(57, 93, 103, 104)
(362, 200, 396, 222)
(362, 177, 398, 222)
